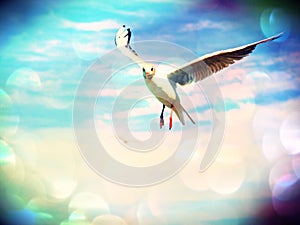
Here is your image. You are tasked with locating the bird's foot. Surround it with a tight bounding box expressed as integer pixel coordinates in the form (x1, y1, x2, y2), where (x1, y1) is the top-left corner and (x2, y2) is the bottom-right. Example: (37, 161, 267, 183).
(160, 117, 164, 129)
(169, 117, 172, 130)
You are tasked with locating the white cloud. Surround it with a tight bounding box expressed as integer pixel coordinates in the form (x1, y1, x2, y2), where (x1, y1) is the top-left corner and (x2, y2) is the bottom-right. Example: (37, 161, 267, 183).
(62, 19, 120, 32)
(180, 20, 235, 32)
(16, 54, 49, 62)
(107, 9, 146, 17)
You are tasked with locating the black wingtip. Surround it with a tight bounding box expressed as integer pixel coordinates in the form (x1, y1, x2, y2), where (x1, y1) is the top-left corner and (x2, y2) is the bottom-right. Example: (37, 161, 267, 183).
(271, 32, 284, 40)
(258, 32, 284, 45)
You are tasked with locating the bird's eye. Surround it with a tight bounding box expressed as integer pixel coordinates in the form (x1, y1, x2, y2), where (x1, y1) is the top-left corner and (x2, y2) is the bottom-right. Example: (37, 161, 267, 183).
(151, 68, 154, 71)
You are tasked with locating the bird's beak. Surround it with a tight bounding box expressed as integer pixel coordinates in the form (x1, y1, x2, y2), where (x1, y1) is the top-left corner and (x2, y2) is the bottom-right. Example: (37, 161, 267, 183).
(145, 72, 153, 79)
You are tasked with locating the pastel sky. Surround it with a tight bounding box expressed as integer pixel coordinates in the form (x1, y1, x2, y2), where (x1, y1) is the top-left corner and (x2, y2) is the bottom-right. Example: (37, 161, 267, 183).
(0, 0, 300, 225)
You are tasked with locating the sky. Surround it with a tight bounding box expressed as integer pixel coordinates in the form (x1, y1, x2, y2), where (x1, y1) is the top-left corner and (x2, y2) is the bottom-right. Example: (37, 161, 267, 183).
(1, 0, 300, 224)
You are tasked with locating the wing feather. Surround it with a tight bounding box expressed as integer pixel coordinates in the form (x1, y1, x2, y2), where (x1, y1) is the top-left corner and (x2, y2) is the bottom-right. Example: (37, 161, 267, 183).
(117, 45, 147, 69)
(168, 33, 282, 85)
(115, 26, 147, 68)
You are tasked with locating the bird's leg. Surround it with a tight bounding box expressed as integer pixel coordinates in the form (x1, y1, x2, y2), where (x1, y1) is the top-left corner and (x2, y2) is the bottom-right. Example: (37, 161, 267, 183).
(160, 104, 165, 129)
(169, 105, 174, 130)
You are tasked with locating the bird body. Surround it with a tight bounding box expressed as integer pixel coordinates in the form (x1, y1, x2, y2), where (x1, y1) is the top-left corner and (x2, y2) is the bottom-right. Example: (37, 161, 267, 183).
(114, 25, 282, 129)
(144, 76, 188, 125)
(145, 77, 177, 108)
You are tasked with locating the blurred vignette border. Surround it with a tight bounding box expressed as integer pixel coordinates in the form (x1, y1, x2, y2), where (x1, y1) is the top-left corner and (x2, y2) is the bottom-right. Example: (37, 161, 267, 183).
(1, 0, 300, 225)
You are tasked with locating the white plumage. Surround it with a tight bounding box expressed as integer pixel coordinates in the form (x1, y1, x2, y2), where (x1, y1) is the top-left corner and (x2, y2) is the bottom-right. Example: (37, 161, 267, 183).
(115, 25, 282, 129)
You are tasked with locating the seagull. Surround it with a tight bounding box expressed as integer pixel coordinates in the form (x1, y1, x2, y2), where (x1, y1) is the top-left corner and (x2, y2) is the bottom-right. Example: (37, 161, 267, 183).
(115, 26, 282, 130)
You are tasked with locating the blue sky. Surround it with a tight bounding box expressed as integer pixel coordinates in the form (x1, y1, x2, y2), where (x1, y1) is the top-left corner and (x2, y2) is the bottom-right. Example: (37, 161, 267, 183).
(1, 0, 300, 224)
(1, 0, 299, 130)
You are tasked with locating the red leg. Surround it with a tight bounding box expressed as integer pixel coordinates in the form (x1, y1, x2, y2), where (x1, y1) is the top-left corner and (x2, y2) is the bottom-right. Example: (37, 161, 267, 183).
(169, 105, 174, 130)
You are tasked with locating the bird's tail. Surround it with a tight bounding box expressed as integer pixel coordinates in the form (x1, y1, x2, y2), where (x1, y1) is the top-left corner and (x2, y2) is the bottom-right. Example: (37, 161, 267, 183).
(173, 102, 195, 125)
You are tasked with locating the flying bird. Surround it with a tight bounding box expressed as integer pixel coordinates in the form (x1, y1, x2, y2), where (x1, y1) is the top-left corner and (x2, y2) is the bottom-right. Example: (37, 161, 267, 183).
(115, 25, 282, 130)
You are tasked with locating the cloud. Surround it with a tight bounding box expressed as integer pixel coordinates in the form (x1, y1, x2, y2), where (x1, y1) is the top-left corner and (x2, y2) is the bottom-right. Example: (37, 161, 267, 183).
(180, 20, 235, 32)
(105, 8, 146, 18)
(98, 88, 121, 97)
(14, 39, 65, 62)
(62, 19, 120, 31)
(255, 88, 300, 105)
(15, 54, 49, 62)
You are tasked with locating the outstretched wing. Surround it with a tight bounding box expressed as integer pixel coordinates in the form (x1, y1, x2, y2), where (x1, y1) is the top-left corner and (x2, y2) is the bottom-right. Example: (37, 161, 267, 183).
(167, 33, 282, 86)
(115, 26, 146, 69)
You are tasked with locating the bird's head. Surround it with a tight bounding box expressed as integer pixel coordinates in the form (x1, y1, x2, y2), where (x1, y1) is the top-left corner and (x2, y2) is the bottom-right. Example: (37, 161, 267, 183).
(142, 64, 156, 80)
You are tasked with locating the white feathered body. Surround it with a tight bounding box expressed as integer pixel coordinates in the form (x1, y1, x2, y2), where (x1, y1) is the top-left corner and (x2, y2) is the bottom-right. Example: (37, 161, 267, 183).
(145, 77, 176, 107)
(144, 76, 187, 124)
